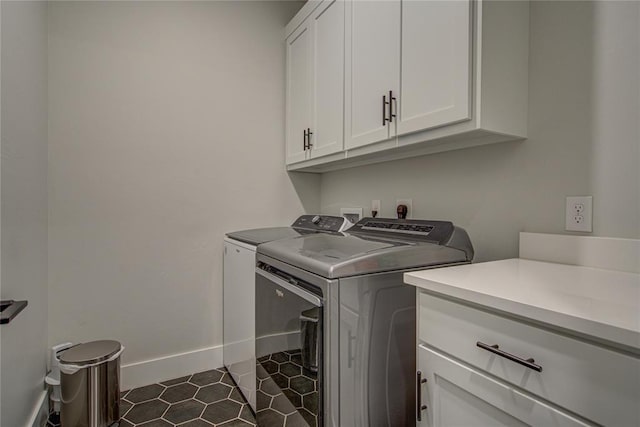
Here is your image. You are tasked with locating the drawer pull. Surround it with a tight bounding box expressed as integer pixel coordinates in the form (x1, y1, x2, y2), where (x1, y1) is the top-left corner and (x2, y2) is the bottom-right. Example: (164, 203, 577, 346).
(476, 341, 543, 372)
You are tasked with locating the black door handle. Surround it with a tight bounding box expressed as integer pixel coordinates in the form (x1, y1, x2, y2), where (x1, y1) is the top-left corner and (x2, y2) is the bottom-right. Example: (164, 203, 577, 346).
(382, 94, 390, 126)
(416, 370, 427, 421)
(388, 90, 396, 123)
(307, 128, 313, 149)
(0, 300, 28, 324)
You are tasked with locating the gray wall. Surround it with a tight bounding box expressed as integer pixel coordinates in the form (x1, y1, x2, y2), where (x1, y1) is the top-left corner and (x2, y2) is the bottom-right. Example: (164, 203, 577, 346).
(0, 1, 49, 426)
(47, 1, 317, 366)
(320, 0, 640, 262)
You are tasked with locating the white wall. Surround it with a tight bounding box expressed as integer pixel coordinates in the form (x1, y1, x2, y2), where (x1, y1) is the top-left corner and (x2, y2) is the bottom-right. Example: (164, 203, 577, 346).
(47, 1, 316, 377)
(320, 0, 640, 262)
(0, 1, 49, 426)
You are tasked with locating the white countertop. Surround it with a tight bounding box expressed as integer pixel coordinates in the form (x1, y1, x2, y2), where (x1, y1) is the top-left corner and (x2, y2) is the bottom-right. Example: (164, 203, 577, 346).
(404, 259, 640, 352)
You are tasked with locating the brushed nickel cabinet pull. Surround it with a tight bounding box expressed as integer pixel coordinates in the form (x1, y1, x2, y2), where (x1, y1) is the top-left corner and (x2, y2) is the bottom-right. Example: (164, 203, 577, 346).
(477, 341, 543, 372)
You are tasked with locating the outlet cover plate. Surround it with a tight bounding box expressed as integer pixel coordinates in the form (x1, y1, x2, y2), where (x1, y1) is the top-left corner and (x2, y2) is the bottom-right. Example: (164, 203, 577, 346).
(341, 207, 363, 224)
(565, 196, 592, 232)
(396, 199, 413, 219)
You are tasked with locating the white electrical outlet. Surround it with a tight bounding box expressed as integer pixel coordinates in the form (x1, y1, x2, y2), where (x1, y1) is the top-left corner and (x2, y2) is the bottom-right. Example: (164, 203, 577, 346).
(565, 196, 592, 232)
(396, 199, 413, 219)
(371, 200, 380, 217)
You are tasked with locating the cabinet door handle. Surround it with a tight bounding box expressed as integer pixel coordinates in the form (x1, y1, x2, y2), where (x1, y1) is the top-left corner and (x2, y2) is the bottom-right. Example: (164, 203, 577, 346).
(388, 90, 397, 123)
(303, 129, 308, 150)
(382, 94, 390, 126)
(476, 341, 543, 372)
(416, 371, 427, 421)
(307, 128, 313, 149)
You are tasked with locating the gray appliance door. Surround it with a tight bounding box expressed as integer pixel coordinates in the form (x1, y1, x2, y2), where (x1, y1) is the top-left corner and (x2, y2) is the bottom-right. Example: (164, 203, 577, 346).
(255, 267, 323, 427)
(339, 272, 416, 427)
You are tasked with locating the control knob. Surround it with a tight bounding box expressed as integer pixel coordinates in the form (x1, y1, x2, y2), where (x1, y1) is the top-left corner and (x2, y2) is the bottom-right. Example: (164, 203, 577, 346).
(312, 215, 321, 224)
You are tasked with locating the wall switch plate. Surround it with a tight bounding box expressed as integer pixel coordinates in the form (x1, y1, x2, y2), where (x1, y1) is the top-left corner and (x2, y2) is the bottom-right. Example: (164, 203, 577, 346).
(565, 196, 592, 232)
(341, 207, 363, 224)
(396, 199, 413, 219)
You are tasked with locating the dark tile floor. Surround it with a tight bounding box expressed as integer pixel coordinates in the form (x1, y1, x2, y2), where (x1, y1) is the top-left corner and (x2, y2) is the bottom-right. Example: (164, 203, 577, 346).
(46, 368, 257, 426)
(119, 368, 256, 426)
(257, 349, 318, 427)
(46, 360, 320, 427)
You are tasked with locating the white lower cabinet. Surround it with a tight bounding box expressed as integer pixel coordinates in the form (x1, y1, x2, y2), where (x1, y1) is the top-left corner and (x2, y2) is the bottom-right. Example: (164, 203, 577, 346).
(417, 291, 640, 427)
(417, 344, 591, 427)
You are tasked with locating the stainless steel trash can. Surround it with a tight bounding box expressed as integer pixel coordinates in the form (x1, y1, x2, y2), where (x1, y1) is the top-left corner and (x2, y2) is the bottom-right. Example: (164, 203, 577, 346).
(59, 340, 123, 427)
(300, 307, 319, 372)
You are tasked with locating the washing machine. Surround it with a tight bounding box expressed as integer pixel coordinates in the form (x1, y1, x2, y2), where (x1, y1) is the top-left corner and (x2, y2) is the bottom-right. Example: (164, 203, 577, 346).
(223, 215, 353, 410)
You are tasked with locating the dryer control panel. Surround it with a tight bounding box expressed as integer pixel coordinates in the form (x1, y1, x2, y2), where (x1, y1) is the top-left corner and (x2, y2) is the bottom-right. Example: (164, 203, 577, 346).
(350, 218, 456, 245)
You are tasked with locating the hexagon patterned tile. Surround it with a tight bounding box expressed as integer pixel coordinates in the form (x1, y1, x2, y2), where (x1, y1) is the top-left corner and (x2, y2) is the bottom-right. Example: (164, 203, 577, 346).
(117, 368, 255, 427)
(45, 359, 322, 427)
(257, 350, 318, 427)
(45, 368, 257, 427)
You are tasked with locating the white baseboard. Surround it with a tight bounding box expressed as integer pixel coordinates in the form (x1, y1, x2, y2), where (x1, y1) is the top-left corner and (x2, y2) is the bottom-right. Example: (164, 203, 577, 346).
(121, 345, 222, 390)
(26, 390, 48, 427)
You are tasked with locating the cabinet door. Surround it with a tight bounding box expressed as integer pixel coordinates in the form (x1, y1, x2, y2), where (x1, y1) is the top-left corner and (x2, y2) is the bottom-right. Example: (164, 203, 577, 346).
(223, 241, 257, 411)
(398, 0, 472, 137)
(345, 0, 400, 150)
(418, 344, 593, 427)
(309, 0, 345, 159)
(286, 22, 312, 165)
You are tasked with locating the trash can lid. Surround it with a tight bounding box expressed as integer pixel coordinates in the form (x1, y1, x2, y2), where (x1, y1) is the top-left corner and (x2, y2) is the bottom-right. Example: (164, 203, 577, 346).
(59, 340, 121, 366)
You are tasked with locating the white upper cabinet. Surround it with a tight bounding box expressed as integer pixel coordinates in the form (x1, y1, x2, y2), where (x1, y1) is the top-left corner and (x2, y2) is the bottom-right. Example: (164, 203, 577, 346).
(286, 0, 345, 165)
(285, 0, 530, 172)
(285, 22, 312, 164)
(398, 0, 472, 136)
(346, 0, 472, 150)
(309, 0, 345, 159)
(344, 0, 400, 150)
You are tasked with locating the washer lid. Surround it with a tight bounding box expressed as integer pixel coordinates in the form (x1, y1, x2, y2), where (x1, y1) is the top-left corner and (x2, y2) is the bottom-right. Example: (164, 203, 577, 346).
(59, 340, 121, 365)
(226, 227, 303, 246)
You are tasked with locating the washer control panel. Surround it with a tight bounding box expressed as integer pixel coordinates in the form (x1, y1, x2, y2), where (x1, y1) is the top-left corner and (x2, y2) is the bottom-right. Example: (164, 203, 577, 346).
(292, 215, 352, 232)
